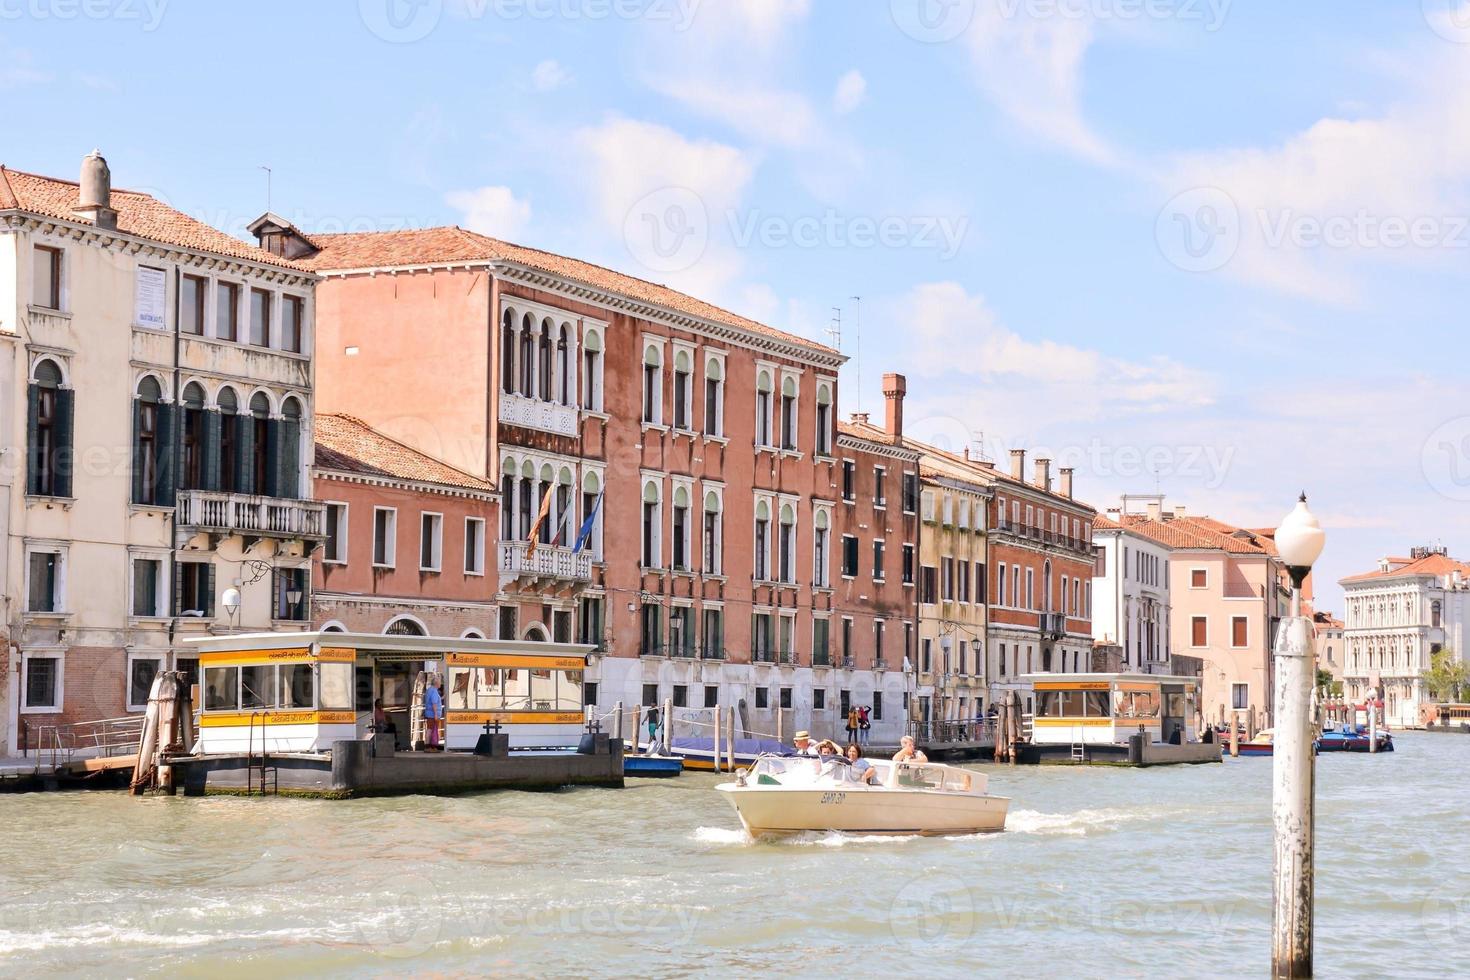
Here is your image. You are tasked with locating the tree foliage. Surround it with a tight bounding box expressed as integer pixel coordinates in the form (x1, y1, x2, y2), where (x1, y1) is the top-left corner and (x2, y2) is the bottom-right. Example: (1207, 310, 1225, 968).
(1424, 649, 1469, 702)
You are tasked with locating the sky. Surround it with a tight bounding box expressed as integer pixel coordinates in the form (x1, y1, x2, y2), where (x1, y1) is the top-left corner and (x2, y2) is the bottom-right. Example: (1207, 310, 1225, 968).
(5, 0, 1470, 611)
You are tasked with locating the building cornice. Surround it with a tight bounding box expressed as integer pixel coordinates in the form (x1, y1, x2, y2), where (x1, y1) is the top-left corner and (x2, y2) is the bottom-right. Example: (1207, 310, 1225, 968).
(313, 467, 498, 502)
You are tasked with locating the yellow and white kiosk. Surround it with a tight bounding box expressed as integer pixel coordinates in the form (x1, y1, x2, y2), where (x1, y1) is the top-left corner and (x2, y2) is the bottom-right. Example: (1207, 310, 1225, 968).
(189, 631, 593, 754)
(1018, 673, 1217, 765)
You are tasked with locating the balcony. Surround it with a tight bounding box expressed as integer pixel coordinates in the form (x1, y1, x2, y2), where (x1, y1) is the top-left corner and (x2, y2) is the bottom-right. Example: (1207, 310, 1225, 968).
(498, 541, 593, 583)
(1041, 611, 1067, 639)
(499, 392, 579, 438)
(176, 490, 325, 541)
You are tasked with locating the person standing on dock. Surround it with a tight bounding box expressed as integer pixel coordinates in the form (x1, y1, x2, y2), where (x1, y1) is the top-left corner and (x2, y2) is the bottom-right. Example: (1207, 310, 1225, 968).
(859, 706, 871, 745)
(846, 707, 859, 746)
(647, 706, 660, 752)
(424, 675, 444, 751)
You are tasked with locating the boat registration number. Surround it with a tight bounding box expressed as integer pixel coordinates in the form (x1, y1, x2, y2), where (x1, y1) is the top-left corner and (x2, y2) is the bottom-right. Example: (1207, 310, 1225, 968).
(819, 792, 847, 804)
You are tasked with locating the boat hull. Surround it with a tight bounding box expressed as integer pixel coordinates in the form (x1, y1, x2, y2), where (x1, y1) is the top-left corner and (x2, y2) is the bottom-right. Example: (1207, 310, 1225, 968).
(716, 784, 1010, 836)
(624, 755, 685, 777)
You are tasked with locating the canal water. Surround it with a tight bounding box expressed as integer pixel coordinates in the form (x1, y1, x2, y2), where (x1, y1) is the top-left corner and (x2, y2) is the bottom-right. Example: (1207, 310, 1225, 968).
(2, 733, 1464, 978)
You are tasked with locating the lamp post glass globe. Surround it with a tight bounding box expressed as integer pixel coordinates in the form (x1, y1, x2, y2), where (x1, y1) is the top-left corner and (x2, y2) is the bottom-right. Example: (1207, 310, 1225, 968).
(1275, 494, 1325, 586)
(222, 587, 242, 615)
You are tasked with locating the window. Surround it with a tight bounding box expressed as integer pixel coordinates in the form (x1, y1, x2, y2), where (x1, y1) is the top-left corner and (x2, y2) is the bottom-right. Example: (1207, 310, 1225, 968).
(249, 393, 271, 495)
(814, 688, 826, 710)
(33, 245, 62, 309)
(132, 377, 170, 506)
(755, 371, 773, 447)
(124, 655, 161, 712)
(997, 564, 1007, 605)
(642, 482, 662, 568)
(841, 534, 859, 578)
(373, 508, 397, 567)
(578, 596, 605, 650)
(702, 607, 723, 659)
(902, 473, 919, 514)
(842, 460, 856, 501)
(420, 513, 443, 571)
(902, 544, 915, 585)
(28, 359, 72, 498)
(465, 517, 486, 574)
(181, 275, 206, 334)
(281, 296, 303, 353)
(215, 282, 239, 341)
(249, 288, 271, 346)
(942, 558, 955, 601)
(841, 619, 853, 664)
(23, 655, 60, 711)
(1231, 616, 1248, 648)
(777, 504, 796, 584)
(703, 491, 722, 574)
(131, 557, 164, 617)
(813, 618, 830, 666)
(273, 567, 308, 621)
(641, 683, 658, 707)
(921, 566, 937, 605)
(780, 687, 792, 709)
(672, 685, 688, 708)
(873, 539, 886, 581)
(175, 561, 215, 617)
(1025, 568, 1035, 609)
(875, 620, 886, 665)
(670, 605, 693, 656)
(641, 603, 662, 656)
(1191, 568, 1207, 589)
(703, 357, 724, 436)
(671, 487, 691, 571)
(1191, 616, 1208, 647)
(673, 350, 692, 430)
(752, 613, 772, 660)
(179, 383, 206, 491)
(813, 511, 830, 587)
(217, 388, 241, 493)
(582, 330, 603, 411)
(642, 345, 662, 424)
(959, 560, 970, 602)
(874, 467, 887, 507)
(815, 384, 833, 455)
(873, 690, 883, 721)
(754, 501, 771, 580)
(498, 606, 518, 641)
(1232, 683, 1249, 711)
(779, 377, 798, 450)
(26, 549, 61, 613)
(705, 685, 720, 708)
(324, 503, 348, 563)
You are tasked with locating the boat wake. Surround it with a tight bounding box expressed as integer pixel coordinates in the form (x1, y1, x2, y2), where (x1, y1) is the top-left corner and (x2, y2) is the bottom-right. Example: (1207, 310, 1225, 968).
(1006, 807, 1147, 836)
(694, 826, 947, 847)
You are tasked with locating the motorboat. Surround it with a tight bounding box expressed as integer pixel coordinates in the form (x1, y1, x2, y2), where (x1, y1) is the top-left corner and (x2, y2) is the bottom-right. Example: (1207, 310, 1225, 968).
(1223, 728, 1280, 757)
(1317, 725, 1394, 753)
(715, 754, 1009, 837)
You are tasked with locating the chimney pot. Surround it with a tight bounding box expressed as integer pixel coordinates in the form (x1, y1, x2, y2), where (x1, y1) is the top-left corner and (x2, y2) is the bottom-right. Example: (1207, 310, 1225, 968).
(75, 149, 117, 230)
(882, 372, 906, 439)
(1173, 504, 1186, 519)
(1059, 466, 1074, 499)
(1146, 501, 1162, 521)
(1009, 448, 1025, 480)
(1033, 457, 1052, 491)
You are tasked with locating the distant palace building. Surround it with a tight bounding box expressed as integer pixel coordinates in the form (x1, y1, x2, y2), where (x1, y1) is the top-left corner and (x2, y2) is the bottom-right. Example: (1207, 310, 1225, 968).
(1339, 546, 1470, 727)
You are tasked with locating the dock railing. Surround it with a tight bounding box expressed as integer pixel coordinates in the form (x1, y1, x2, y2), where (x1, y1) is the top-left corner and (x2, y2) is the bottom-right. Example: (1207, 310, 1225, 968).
(23, 715, 146, 768)
(911, 718, 997, 745)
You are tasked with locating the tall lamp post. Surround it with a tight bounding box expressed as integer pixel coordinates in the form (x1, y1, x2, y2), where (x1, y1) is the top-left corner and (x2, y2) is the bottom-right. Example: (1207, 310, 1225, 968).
(1271, 494, 1325, 979)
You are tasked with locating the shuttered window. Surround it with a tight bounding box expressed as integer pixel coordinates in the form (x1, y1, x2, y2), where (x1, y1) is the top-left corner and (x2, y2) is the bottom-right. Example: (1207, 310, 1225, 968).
(1191, 616, 1208, 647)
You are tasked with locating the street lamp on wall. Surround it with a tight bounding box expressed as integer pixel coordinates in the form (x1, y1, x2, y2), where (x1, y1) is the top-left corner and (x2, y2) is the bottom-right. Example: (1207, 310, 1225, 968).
(222, 587, 241, 633)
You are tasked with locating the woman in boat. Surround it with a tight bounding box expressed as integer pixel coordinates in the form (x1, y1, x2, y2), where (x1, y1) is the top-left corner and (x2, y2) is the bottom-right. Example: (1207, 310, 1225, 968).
(817, 739, 840, 757)
(845, 742, 878, 784)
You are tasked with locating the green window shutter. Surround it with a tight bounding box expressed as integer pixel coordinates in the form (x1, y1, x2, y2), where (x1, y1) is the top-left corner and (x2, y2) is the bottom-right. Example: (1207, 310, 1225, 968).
(173, 560, 185, 616)
(204, 563, 216, 617)
(54, 388, 74, 498)
(155, 403, 177, 508)
(202, 410, 222, 491)
(236, 417, 255, 496)
(131, 400, 146, 504)
(24, 385, 40, 496)
(280, 419, 300, 498)
(265, 418, 283, 498)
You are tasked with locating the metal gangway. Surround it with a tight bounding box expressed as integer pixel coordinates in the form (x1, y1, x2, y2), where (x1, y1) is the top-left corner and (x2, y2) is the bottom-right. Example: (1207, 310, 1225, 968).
(23, 715, 147, 774)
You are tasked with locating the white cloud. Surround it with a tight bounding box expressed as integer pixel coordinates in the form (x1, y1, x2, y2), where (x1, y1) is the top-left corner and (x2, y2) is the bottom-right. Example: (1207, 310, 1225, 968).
(833, 69, 866, 114)
(530, 59, 571, 92)
(445, 185, 532, 239)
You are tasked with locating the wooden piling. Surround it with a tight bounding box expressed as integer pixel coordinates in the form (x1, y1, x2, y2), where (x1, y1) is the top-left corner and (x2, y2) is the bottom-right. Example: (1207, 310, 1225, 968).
(1369, 699, 1378, 753)
(713, 705, 723, 773)
(726, 704, 736, 771)
(614, 700, 624, 744)
(1230, 709, 1241, 758)
(662, 698, 673, 755)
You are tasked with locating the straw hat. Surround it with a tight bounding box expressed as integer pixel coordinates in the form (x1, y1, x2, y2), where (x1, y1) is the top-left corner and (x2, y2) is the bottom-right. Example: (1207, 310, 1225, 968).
(794, 730, 811, 740)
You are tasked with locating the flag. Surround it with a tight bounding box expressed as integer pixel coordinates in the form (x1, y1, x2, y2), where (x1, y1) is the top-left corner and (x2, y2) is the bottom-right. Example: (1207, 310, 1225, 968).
(573, 489, 605, 554)
(549, 498, 577, 547)
(524, 484, 556, 556)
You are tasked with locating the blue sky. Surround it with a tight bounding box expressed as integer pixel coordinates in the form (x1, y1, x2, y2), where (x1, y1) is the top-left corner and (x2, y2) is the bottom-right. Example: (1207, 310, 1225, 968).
(6, 0, 1470, 609)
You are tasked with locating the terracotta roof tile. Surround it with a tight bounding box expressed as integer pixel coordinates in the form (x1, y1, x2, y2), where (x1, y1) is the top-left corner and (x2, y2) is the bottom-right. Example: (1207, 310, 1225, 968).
(300, 226, 836, 356)
(314, 414, 494, 493)
(1117, 513, 1271, 554)
(1340, 551, 1470, 585)
(0, 166, 310, 272)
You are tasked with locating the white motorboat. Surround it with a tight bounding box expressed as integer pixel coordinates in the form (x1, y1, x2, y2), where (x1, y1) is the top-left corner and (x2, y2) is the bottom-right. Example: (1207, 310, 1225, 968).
(715, 754, 1009, 837)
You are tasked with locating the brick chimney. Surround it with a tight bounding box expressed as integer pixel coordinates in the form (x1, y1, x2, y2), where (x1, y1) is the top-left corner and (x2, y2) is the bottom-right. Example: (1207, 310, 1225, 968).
(1009, 448, 1025, 480)
(1033, 457, 1051, 491)
(1146, 500, 1163, 521)
(1059, 467, 1074, 499)
(882, 373, 906, 439)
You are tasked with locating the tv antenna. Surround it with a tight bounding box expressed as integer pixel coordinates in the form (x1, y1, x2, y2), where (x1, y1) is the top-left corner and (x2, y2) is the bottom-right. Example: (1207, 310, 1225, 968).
(259, 165, 272, 213)
(850, 295, 862, 414)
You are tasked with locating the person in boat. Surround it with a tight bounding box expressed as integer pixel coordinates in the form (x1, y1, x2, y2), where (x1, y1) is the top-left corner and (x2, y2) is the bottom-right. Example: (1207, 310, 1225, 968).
(845, 742, 878, 784)
(791, 730, 818, 756)
(817, 739, 840, 757)
(892, 735, 928, 765)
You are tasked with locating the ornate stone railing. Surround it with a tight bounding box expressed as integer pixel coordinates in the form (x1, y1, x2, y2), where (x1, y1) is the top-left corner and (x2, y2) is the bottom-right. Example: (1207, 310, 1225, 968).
(177, 490, 326, 538)
(498, 392, 579, 437)
(498, 541, 593, 581)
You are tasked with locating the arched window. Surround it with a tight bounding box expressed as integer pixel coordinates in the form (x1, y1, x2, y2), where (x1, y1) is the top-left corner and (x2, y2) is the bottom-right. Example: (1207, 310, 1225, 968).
(519, 313, 535, 396)
(754, 500, 771, 581)
(501, 459, 517, 542)
(703, 490, 722, 574)
(385, 616, 426, 636)
(132, 377, 171, 506)
(180, 383, 207, 491)
(1432, 600, 1442, 629)
(755, 371, 773, 447)
(580, 471, 603, 556)
(582, 330, 603, 411)
(813, 509, 830, 587)
(501, 309, 516, 394)
(518, 461, 534, 541)
(704, 357, 724, 437)
(249, 392, 271, 496)
(557, 324, 571, 405)
(279, 396, 303, 498)
(815, 383, 832, 455)
(673, 350, 692, 430)
(641, 481, 662, 568)
(217, 387, 240, 493)
(538, 318, 553, 400)
(643, 345, 662, 424)
(555, 467, 574, 546)
(780, 377, 798, 450)
(537, 463, 555, 545)
(28, 359, 71, 497)
(671, 485, 690, 571)
(778, 502, 796, 583)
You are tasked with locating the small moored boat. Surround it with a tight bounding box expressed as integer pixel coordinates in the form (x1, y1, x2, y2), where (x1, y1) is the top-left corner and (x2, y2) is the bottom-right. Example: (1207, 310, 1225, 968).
(716, 754, 1009, 837)
(1317, 725, 1394, 753)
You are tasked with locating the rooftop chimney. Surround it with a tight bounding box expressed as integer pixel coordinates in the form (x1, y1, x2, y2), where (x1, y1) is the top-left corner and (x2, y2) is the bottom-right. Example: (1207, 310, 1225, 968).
(882, 373, 906, 439)
(1146, 500, 1162, 521)
(74, 149, 117, 230)
(1009, 448, 1025, 480)
(1033, 457, 1052, 492)
(850, 411, 870, 425)
(1173, 504, 1186, 519)
(1059, 467, 1074, 499)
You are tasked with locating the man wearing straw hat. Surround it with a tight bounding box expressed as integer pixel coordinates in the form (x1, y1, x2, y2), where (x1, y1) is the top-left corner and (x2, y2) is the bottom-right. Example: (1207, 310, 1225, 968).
(791, 730, 818, 756)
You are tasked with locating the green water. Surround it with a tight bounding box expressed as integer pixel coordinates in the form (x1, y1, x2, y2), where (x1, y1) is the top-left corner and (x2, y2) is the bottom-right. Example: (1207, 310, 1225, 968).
(1, 733, 1463, 977)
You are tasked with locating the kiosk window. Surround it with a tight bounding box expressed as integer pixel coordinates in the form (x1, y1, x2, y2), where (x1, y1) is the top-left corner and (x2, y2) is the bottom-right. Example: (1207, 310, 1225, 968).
(320, 663, 354, 711)
(240, 665, 271, 709)
(281, 664, 314, 709)
(1083, 691, 1111, 716)
(529, 669, 557, 708)
(204, 666, 237, 711)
